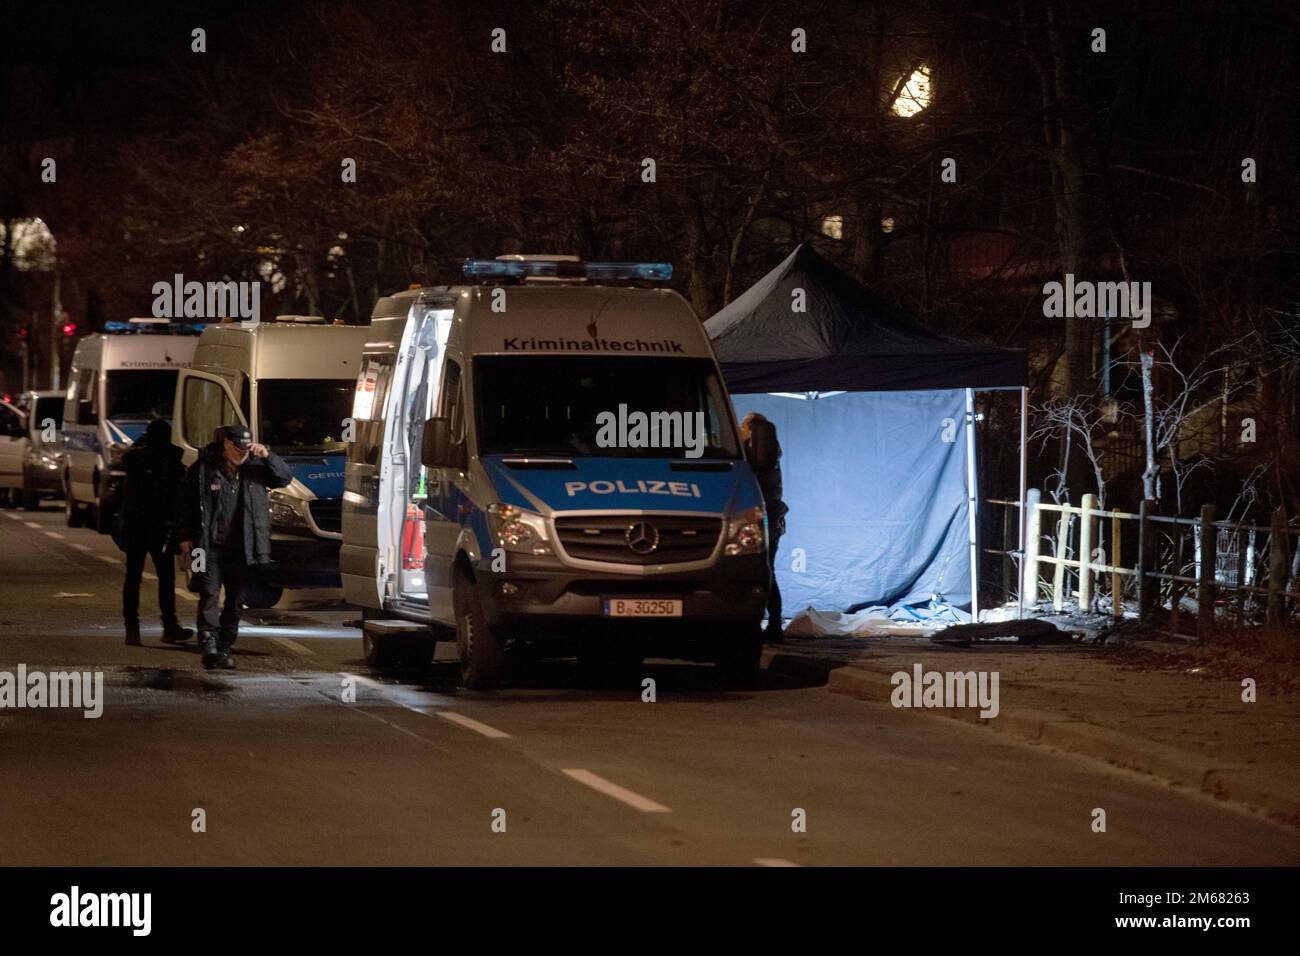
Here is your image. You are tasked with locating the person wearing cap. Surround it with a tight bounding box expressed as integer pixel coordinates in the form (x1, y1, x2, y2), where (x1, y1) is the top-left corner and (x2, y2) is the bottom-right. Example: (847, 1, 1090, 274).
(116, 418, 193, 646)
(177, 423, 292, 669)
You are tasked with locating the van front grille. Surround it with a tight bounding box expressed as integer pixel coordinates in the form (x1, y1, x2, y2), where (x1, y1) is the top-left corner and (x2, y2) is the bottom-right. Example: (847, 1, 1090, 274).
(553, 515, 722, 565)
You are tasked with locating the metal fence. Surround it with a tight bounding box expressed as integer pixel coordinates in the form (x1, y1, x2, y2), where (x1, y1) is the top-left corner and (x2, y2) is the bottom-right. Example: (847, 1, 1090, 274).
(985, 493, 1300, 638)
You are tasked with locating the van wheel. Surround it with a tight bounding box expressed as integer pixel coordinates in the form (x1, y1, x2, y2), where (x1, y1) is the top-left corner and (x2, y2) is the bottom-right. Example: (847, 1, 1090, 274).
(455, 574, 504, 690)
(241, 579, 283, 609)
(401, 636, 435, 666)
(714, 624, 764, 690)
(93, 479, 115, 534)
(64, 478, 84, 528)
(362, 629, 402, 668)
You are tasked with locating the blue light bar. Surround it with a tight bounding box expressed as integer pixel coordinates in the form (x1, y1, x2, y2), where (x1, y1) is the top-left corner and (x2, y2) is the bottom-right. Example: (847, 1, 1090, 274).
(462, 259, 672, 281)
(105, 320, 208, 335)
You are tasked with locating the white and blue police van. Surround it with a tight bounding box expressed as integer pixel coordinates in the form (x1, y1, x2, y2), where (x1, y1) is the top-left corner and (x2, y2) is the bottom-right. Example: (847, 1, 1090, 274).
(62, 319, 201, 532)
(341, 256, 775, 689)
(173, 316, 372, 607)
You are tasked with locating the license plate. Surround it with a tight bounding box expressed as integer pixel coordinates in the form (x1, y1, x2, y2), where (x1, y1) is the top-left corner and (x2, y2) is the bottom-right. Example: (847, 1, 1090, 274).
(603, 598, 682, 618)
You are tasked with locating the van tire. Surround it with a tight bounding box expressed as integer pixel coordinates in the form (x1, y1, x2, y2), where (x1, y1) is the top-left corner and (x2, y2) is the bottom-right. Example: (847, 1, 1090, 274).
(362, 629, 402, 668)
(241, 578, 283, 609)
(64, 477, 85, 528)
(455, 574, 504, 690)
(94, 478, 115, 534)
(715, 624, 764, 690)
(401, 636, 435, 666)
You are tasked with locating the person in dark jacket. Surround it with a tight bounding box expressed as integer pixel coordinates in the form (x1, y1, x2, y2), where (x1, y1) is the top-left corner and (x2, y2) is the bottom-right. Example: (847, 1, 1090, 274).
(116, 419, 193, 647)
(741, 412, 789, 642)
(178, 424, 292, 669)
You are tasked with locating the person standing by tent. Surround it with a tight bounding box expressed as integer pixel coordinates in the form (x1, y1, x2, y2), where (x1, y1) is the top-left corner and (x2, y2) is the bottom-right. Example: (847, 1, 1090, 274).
(178, 424, 292, 670)
(115, 419, 193, 647)
(741, 412, 788, 642)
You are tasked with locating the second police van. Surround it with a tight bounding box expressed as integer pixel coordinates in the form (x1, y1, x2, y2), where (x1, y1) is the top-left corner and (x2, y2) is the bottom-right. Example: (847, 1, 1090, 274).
(174, 316, 371, 607)
(62, 319, 200, 531)
(342, 256, 776, 689)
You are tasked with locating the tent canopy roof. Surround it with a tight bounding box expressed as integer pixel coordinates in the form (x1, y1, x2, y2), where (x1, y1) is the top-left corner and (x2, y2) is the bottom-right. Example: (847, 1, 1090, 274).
(705, 244, 1027, 392)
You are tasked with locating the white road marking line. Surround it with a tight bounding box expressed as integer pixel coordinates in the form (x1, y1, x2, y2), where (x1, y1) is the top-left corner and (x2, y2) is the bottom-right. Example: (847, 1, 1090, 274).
(174, 588, 198, 602)
(2, 512, 21, 519)
(142, 571, 157, 580)
(70, 543, 93, 552)
(24, 521, 42, 529)
(754, 858, 801, 867)
(97, 556, 119, 566)
(44, 531, 64, 539)
(561, 769, 670, 813)
(270, 636, 315, 657)
(436, 711, 511, 739)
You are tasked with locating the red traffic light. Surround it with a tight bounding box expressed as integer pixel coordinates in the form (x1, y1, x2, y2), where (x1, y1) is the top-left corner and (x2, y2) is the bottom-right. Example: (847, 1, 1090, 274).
(62, 322, 77, 336)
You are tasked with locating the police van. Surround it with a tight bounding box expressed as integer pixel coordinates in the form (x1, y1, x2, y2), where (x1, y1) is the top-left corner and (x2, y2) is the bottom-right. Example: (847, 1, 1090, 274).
(62, 319, 200, 531)
(342, 257, 774, 689)
(173, 317, 371, 607)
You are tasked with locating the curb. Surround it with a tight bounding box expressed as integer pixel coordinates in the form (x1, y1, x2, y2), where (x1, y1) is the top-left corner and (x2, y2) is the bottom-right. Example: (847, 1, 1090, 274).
(763, 649, 1300, 826)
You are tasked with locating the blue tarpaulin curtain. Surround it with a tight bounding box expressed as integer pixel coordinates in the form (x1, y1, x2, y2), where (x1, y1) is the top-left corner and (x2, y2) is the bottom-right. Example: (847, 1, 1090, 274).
(733, 390, 971, 613)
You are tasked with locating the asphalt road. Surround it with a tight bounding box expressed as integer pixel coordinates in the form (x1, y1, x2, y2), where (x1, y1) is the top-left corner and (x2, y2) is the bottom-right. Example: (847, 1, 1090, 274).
(2, 502, 1299, 866)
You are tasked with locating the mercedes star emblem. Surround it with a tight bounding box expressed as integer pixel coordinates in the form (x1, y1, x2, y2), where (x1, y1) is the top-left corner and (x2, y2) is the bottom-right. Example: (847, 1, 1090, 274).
(625, 521, 660, 555)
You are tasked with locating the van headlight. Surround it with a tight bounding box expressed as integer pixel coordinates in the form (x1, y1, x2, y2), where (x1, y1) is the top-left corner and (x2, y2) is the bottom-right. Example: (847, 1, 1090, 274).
(725, 505, 766, 556)
(486, 502, 552, 555)
(268, 490, 309, 529)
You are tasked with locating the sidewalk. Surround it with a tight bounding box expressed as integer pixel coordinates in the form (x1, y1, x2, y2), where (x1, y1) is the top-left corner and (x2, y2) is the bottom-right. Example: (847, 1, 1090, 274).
(763, 633, 1300, 826)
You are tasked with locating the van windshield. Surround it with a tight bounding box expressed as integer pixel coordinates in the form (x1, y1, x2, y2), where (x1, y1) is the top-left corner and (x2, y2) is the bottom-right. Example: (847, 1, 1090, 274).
(105, 370, 178, 420)
(257, 379, 354, 454)
(474, 356, 740, 459)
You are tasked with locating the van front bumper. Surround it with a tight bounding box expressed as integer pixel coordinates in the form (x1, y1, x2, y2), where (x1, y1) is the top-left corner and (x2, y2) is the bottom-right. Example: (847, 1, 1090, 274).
(23, 461, 63, 495)
(265, 532, 342, 589)
(473, 550, 769, 638)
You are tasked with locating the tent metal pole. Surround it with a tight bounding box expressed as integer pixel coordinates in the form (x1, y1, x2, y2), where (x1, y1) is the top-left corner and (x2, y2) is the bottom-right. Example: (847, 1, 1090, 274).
(965, 388, 979, 621)
(1018, 386, 1029, 619)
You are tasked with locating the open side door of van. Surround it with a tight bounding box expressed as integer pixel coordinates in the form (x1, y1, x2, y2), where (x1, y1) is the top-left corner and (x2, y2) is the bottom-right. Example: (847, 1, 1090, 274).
(174, 369, 246, 468)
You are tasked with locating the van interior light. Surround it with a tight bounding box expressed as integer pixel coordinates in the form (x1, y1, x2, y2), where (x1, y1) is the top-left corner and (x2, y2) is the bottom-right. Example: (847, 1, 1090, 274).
(462, 258, 672, 281)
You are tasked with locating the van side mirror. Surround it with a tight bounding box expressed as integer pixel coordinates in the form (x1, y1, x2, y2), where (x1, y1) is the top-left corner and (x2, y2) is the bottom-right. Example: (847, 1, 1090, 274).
(747, 419, 778, 472)
(421, 417, 466, 470)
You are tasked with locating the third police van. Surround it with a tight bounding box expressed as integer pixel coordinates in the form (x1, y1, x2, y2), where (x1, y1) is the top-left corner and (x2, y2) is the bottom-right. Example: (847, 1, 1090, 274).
(174, 316, 371, 607)
(342, 256, 776, 689)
